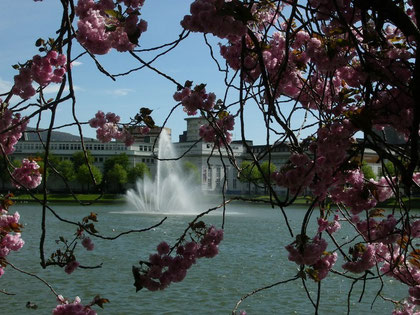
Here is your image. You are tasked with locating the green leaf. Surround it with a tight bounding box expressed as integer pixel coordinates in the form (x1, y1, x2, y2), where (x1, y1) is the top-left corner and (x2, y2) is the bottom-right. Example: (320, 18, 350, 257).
(104, 9, 123, 20)
(105, 25, 117, 32)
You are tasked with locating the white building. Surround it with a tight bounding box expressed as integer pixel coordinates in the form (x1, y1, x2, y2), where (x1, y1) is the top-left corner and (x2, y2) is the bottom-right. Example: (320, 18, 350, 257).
(2, 118, 386, 195)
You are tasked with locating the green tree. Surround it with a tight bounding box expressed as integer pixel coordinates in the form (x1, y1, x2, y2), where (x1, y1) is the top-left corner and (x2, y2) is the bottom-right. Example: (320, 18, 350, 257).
(35, 152, 61, 167)
(29, 153, 60, 181)
(72, 151, 94, 171)
(128, 162, 150, 184)
(56, 160, 76, 182)
(383, 161, 396, 177)
(361, 162, 376, 180)
(106, 164, 128, 192)
(258, 161, 277, 193)
(76, 164, 102, 193)
(103, 153, 130, 191)
(239, 161, 260, 194)
(103, 153, 130, 174)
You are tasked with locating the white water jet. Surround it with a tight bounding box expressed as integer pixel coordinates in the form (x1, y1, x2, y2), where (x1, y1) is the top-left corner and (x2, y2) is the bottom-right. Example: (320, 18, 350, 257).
(126, 129, 200, 213)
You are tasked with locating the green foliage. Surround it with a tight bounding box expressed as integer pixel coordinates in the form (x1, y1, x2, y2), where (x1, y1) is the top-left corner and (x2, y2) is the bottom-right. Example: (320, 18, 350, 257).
(238, 161, 259, 183)
(128, 162, 150, 183)
(103, 153, 130, 174)
(103, 154, 130, 191)
(30, 153, 61, 179)
(76, 164, 102, 189)
(383, 161, 396, 177)
(72, 151, 94, 171)
(258, 161, 277, 184)
(106, 164, 128, 186)
(56, 160, 76, 182)
(35, 152, 61, 167)
(361, 162, 376, 180)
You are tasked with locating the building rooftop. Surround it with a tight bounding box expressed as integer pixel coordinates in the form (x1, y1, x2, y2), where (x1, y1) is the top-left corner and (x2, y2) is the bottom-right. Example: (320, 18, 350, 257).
(21, 127, 94, 142)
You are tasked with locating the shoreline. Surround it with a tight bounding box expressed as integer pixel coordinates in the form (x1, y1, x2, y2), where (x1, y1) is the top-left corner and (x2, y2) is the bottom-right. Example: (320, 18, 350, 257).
(8, 193, 420, 209)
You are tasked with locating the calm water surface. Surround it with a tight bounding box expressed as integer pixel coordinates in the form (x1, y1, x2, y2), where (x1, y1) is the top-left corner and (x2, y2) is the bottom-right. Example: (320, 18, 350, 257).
(0, 202, 409, 314)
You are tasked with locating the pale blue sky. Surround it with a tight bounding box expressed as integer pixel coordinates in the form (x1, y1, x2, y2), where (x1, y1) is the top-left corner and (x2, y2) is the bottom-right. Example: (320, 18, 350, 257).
(0, 1, 312, 144)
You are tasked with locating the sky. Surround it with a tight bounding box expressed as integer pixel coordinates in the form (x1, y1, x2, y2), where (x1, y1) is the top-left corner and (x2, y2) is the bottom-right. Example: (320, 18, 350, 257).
(0, 1, 312, 145)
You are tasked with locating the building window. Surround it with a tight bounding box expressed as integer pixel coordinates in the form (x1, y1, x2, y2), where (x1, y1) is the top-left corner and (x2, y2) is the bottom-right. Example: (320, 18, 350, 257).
(203, 168, 207, 183)
(207, 168, 212, 188)
(233, 178, 237, 189)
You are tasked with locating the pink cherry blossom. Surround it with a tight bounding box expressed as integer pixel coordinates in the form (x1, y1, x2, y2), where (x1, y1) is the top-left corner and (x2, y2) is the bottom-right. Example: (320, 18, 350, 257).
(12, 159, 42, 189)
(342, 244, 377, 273)
(82, 237, 94, 251)
(64, 260, 80, 274)
(75, 0, 147, 55)
(53, 296, 96, 315)
(134, 225, 223, 291)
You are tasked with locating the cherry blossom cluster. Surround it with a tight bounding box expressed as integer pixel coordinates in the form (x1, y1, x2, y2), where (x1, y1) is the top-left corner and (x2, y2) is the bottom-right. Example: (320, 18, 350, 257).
(0, 105, 29, 155)
(353, 214, 398, 244)
(215, 3, 416, 137)
(285, 235, 337, 281)
(81, 236, 95, 251)
(181, 0, 248, 40)
(133, 224, 223, 291)
(53, 296, 96, 315)
(12, 159, 42, 189)
(330, 171, 396, 215)
(64, 260, 80, 274)
(173, 84, 216, 116)
(317, 214, 341, 234)
(392, 298, 419, 315)
(199, 114, 235, 147)
(342, 243, 379, 274)
(272, 120, 356, 199)
(89, 111, 134, 146)
(76, 0, 147, 55)
(271, 153, 314, 195)
(0, 205, 24, 278)
(12, 51, 67, 99)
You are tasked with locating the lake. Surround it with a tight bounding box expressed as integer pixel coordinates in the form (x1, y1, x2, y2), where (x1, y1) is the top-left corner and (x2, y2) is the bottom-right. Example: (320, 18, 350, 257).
(0, 201, 409, 314)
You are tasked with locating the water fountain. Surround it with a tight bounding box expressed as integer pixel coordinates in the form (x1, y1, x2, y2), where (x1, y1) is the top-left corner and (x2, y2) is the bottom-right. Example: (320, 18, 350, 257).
(126, 129, 201, 213)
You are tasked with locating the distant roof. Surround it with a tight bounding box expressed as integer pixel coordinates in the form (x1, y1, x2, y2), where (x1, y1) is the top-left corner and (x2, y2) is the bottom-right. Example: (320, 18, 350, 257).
(21, 127, 94, 142)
